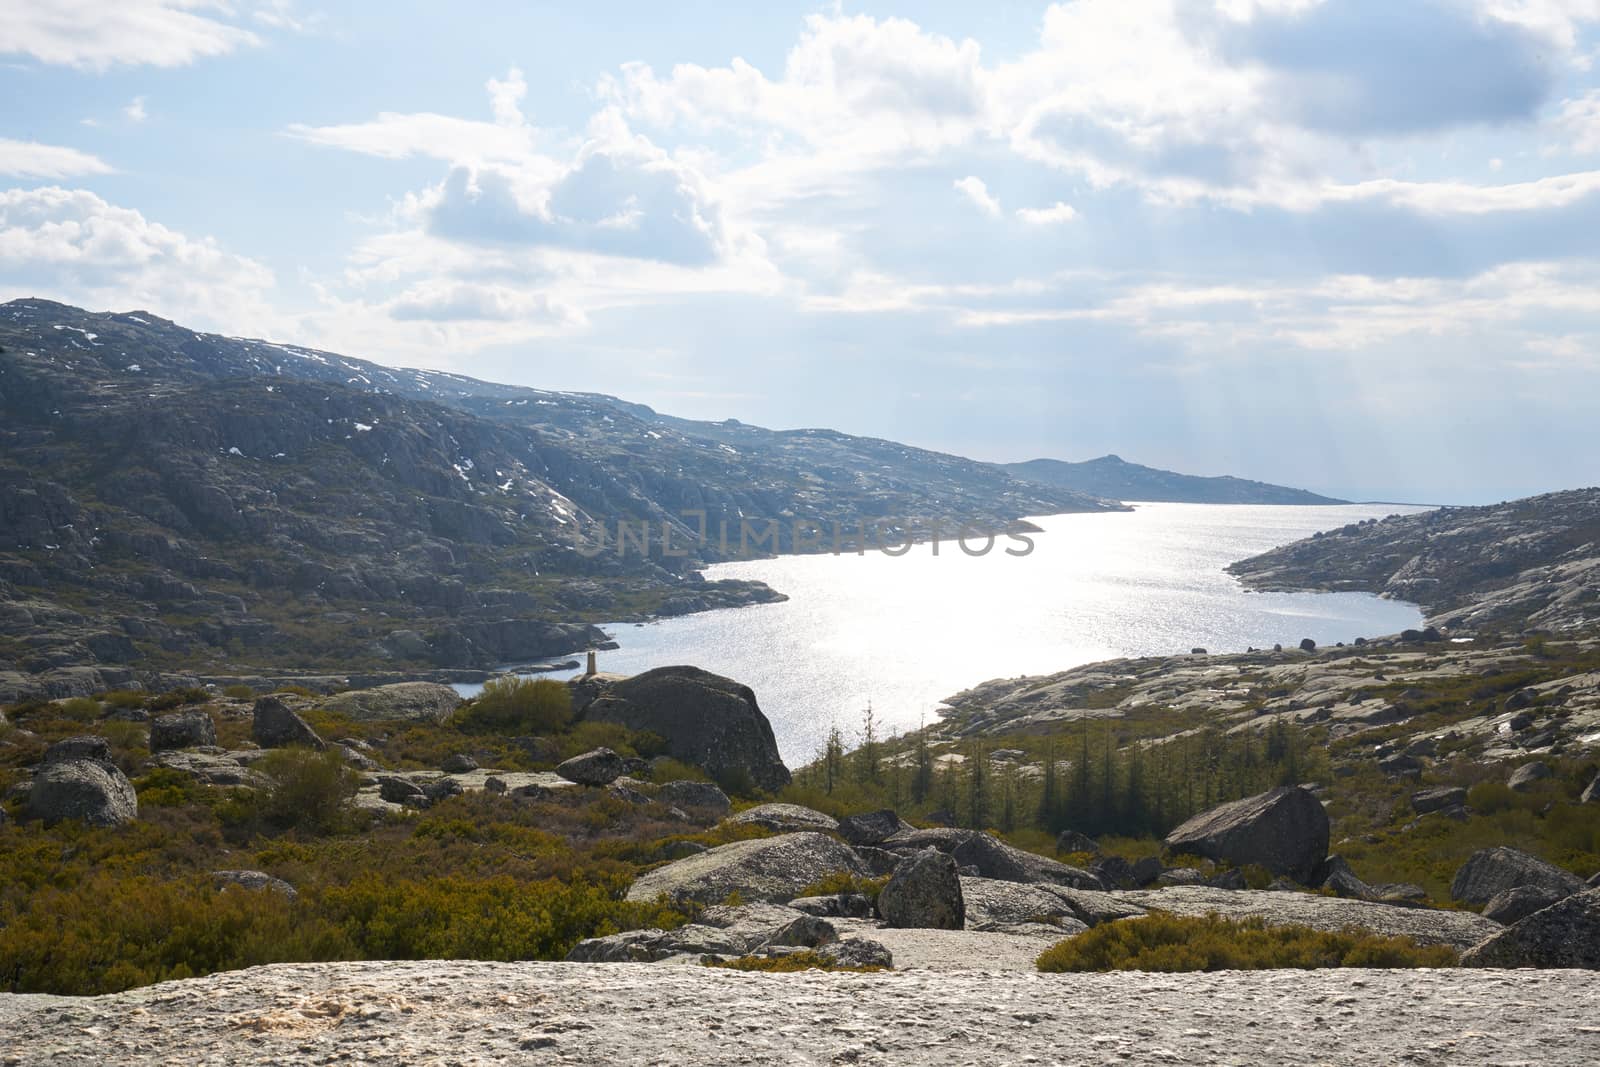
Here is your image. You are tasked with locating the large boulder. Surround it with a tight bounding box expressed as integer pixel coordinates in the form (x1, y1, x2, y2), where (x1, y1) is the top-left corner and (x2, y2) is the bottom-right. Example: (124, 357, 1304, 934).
(1162, 786, 1329, 883)
(957, 877, 1106, 933)
(1507, 761, 1553, 792)
(580, 666, 790, 792)
(1450, 846, 1585, 907)
(320, 682, 461, 724)
(29, 759, 138, 827)
(252, 696, 325, 750)
(725, 803, 838, 834)
(1410, 786, 1467, 815)
(43, 735, 114, 766)
(1462, 888, 1600, 968)
(886, 828, 1103, 888)
(556, 748, 626, 787)
(625, 832, 865, 905)
(877, 848, 964, 930)
(149, 710, 216, 752)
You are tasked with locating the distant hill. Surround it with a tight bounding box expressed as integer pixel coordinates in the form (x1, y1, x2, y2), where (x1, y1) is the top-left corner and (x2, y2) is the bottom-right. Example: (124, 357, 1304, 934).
(1004, 455, 1346, 505)
(0, 298, 1121, 693)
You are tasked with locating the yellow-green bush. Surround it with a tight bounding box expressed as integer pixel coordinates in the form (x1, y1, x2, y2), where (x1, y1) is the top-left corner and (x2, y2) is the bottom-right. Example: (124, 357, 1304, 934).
(1036, 912, 1458, 973)
(252, 747, 357, 834)
(455, 677, 572, 734)
(798, 871, 890, 901)
(222, 684, 255, 700)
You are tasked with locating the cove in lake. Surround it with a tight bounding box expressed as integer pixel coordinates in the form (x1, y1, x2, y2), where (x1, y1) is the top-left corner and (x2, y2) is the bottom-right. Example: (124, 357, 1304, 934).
(476, 503, 1427, 765)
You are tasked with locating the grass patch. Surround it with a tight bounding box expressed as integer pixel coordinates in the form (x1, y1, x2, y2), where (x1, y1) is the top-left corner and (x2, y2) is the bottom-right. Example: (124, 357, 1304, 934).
(1036, 912, 1458, 973)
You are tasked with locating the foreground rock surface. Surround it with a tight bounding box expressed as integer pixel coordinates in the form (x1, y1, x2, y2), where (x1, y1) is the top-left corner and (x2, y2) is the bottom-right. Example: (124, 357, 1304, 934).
(1462, 888, 1600, 968)
(2, 961, 1597, 1065)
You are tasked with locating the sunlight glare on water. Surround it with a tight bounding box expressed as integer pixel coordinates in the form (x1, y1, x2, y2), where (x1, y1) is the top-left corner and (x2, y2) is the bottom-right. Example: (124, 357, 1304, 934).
(542, 503, 1426, 763)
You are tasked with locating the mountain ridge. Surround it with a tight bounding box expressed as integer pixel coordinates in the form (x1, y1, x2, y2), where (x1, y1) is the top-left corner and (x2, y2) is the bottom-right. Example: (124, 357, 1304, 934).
(1005, 454, 1346, 505)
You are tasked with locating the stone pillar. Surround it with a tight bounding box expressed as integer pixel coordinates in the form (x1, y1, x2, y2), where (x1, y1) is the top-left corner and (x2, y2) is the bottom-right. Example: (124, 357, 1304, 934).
(585, 650, 597, 676)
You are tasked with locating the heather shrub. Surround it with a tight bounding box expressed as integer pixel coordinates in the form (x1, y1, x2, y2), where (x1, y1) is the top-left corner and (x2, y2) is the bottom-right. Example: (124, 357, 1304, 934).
(222, 684, 255, 700)
(1036, 912, 1457, 972)
(455, 678, 572, 734)
(798, 871, 890, 901)
(253, 747, 358, 833)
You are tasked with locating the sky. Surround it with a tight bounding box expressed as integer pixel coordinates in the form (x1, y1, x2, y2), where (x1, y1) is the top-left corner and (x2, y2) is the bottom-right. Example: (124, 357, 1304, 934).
(3, 1, 1599, 504)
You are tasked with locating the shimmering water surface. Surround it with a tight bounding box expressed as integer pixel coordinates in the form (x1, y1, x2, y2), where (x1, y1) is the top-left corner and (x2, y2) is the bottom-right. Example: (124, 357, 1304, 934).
(509, 503, 1425, 764)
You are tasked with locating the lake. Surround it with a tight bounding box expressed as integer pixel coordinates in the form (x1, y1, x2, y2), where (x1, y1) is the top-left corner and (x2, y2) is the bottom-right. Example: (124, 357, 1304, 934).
(494, 502, 1426, 765)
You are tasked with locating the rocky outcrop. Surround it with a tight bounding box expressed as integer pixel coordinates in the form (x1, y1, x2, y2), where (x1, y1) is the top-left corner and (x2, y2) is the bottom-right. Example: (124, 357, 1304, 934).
(1461, 888, 1600, 968)
(1162, 786, 1329, 883)
(251, 696, 324, 750)
(1450, 847, 1585, 907)
(956, 877, 1101, 933)
(149, 709, 216, 752)
(320, 683, 461, 724)
(1110, 886, 1500, 950)
(578, 667, 791, 792)
(624, 832, 866, 905)
(877, 849, 964, 930)
(725, 803, 838, 834)
(556, 748, 626, 787)
(567, 903, 837, 963)
(28, 759, 138, 827)
(885, 828, 1103, 888)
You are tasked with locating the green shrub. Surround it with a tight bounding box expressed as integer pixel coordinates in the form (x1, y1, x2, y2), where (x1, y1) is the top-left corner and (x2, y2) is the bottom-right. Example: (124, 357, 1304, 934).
(58, 697, 100, 722)
(99, 690, 147, 710)
(455, 678, 573, 734)
(1467, 781, 1518, 815)
(1036, 912, 1458, 973)
(798, 871, 890, 901)
(148, 687, 212, 712)
(133, 768, 208, 808)
(253, 748, 358, 834)
(705, 950, 885, 974)
(647, 757, 710, 784)
(222, 685, 255, 700)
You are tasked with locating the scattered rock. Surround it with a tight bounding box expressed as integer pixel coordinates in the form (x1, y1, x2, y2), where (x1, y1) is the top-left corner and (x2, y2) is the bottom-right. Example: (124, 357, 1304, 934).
(1091, 855, 1135, 889)
(837, 809, 909, 847)
(251, 697, 324, 750)
(377, 776, 426, 804)
(28, 759, 137, 827)
(787, 894, 876, 920)
(1450, 846, 1585, 906)
(1410, 786, 1467, 815)
(320, 682, 461, 724)
(653, 780, 731, 814)
(956, 877, 1094, 933)
(43, 734, 114, 767)
(579, 666, 791, 792)
(877, 848, 964, 930)
(337, 744, 380, 772)
(1582, 777, 1600, 804)
(212, 869, 298, 901)
(556, 747, 627, 787)
(149, 710, 216, 752)
(1299, 638, 1316, 652)
(725, 802, 838, 834)
(818, 938, 892, 968)
(1157, 868, 1207, 887)
(1461, 888, 1600, 968)
(1055, 830, 1100, 855)
(1482, 885, 1569, 925)
(625, 832, 866, 905)
(1316, 855, 1376, 901)
(1507, 761, 1553, 792)
(484, 776, 507, 794)
(1162, 786, 1329, 883)
(1130, 856, 1164, 886)
(440, 753, 478, 774)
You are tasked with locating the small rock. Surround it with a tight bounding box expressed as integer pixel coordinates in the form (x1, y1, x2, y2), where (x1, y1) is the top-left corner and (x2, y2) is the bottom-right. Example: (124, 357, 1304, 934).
(653, 780, 731, 814)
(484, 776, 507, 794)
(377, 776, 426, 804)
(424, 777, 463, 803)
(1131, 856, 1164, 887)
(877, 848, 964, 930)
(556, 748, 627, 787)
(251, 697, 324, 750)
(1091, 855, 1135, 889)
(1582, 777, 1600, 804)
(43, 735, 113, 767)
(1298, 638, 1316, 652)
(725, 802, 838, 834)
(1158, 868, 1207, 887)
(1055, 829, 1100, 855)
(819, 939, 892, 969)
(440, 753, 478, 774)
(29, 759, 138, 827)
(1410, 786, 1467, 815)
(149, 710, 216, 753)
(212, 869, 298, 901)
(1507, 761, 1553, 792)
(338, 745, 380, 772)
(1482, 885, 1568, 925)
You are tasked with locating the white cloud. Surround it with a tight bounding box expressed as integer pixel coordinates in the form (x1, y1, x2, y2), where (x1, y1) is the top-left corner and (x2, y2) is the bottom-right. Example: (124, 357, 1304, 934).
(0, 1, 259, 70)
(954, 175, 1000, 217)
(1016, 201, 1078, 225)
(0, 185, 276, 332)
(1558, 89, 1600, 152)
(0, 138, 114, 179)
(124, 96, 148, 123)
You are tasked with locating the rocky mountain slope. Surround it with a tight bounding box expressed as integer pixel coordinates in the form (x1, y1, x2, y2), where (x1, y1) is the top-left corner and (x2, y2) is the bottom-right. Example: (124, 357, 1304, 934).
(4, 961, 1596, 1066)
(1227, 489, 1600, 631)
(1005, 454, 1345, 505)
(0, 299, 1120, 697)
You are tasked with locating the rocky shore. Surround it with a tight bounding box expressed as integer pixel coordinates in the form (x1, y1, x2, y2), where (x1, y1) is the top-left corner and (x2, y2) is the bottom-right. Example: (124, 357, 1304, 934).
(4, 960, 1598, 1066)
